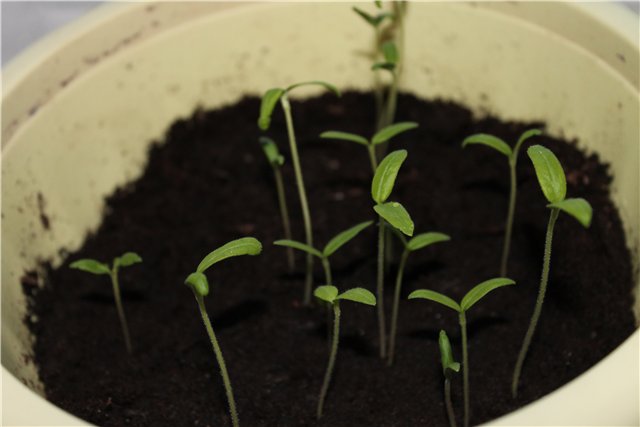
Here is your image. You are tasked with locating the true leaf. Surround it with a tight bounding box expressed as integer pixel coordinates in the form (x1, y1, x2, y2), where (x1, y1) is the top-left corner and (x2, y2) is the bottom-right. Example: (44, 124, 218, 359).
(274, 239, 323, 259)
(314, 285, 339, 304)
(527, 145, 566, 204)
(548, 198, 593, 228)
(286, 81, 341, 98)
(337, 288, 376, 306)
(260, 137, 285, 167)
(407, 232, 451, 252)
(382, 41, 398, 64)
(258, 88, 284, 130)
(374, 202, 414, 236)
(323, 221, 374, 257)
(115, 252, 142, 268)
(438, 330, 460, 375)
(371, 122, 418, 145)
(513, 128, 542, 154)
(185, 272, 209, 297)
(70, 259, 111, 275)
(462, 134, 512, 157)
(460, 277, 515, 312)
(371, 149, 407, 203)
(197, 237, 262, 273)
(320, 131, 369, 146)
(408, 289, 461, 312)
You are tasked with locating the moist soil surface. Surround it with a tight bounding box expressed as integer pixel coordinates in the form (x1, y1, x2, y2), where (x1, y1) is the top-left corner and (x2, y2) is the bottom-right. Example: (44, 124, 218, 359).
(24, 92, 636, 427)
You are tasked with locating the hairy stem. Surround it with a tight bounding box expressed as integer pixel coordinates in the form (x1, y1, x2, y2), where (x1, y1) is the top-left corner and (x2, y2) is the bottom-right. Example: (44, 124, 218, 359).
(110, 269, 132, 354)
(500, 161, 517, 276)
(317, 304, 341, 419)
(274, 167, 295, 273)
(445, 377, 457, 427)
(281, 95, 314, 305)
(512, 208, 559, 398)
(387, 249, 409, 366)
(376, 218, 387, 358)
(459, 311, 469, 427)
(194, 293, 239, 427)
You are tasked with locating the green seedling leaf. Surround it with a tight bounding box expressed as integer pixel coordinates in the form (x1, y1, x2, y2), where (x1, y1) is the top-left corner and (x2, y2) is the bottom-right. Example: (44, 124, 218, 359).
(439, 330, 460, 375)
(185, 272, 209, 296)
(274, 239, 323, 259)
(323, 221, 374, 257)
(371, 62, 395, 71)
(460, 277, 515, 312)
(382, 41, 398, 64)
(371, 122, 419, 145)
(374, 0, 382, 8)
(514, 129, 542, 153)
(115, 252, 142, 268)
(337, 287, 377, 306)
(408, 289, 461, 312)
(548, 198, 593, 228)
(374, 202, 414, 236)
(286, 81, 341, 98)
(260, 137, 285, 167)
(407, 232, 451, 252)
(462, 134, 512, 157)
(320, 131, 369, 146)
(314, 285, 339, 304)
(197, 237, 262, 273)
(527, 145, 566, 203)
(371, 149, 407, 203)
(258, 88, 285, 130)
(352, 7, 391, 27)
(70, 259, 111, 275)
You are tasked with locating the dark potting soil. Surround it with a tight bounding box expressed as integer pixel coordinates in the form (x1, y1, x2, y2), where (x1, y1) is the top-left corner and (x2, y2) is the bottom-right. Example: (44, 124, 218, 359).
(23, 92, 636, 427)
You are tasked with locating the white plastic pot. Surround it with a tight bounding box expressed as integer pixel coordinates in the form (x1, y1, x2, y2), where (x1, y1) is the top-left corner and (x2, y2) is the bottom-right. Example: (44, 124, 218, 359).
(2, 2, 638, 426)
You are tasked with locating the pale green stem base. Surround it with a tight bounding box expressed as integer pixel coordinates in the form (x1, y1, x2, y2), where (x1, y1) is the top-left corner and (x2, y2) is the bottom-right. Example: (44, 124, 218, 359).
(317, 304, 341, 419)
(512, 208, 559, 398)
(377, 218, 387, 359)
(274, 167, 295, 273)
(195, 292, 239, 427)
(445, 377, 457, 427)
(281, 95, 314, 305)
(110, 270, 132, 354)
(387, 250, 409, 366)
(459, 311, 469, 427)
(367, 145, 378, 173)
(500, 162, 517, 276)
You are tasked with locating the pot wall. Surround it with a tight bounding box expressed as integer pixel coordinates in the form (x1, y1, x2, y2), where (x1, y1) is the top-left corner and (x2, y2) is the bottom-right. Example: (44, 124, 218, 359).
(2, 2, 638, 425)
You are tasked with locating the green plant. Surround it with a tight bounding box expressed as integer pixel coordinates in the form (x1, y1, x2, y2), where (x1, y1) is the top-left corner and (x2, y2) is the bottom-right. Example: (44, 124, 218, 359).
(184, 237, 263, 427)
(260, 136, 294, 272)
(372, 149, 414, 358)
(70, 252, 142, 354)
(511, 145, 593, 398)
(320, 121, 418, 172)
(387, 231, 450, 366)
(373, 40, 401, 131)
(259, 81, 341, 306)
(439, 330, 460, 427)
(462, 129, 541, 276)
(313, 285, 376, 419)
(409, 277, 515, 427)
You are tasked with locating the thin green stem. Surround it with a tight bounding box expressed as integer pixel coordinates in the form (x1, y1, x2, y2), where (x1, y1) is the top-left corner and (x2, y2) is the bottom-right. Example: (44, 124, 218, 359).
(194, 293, 239, 427)
(459, 311, 469, 427)
(387, 249, 409, 366)
(274, 167, 295, 273)
(376, 217, 387, 359)
(384, 71, 398, 129)
(373, 27, 384, 129)
(110, 269, 132, 354)
(367, 145, 379, 173)
(500, 161, 517, 276)
(317, 303, 341, 419)
(445, 377, 457, 427)
(322, 257, 333, 349)
(512, 208, 560, 398)
(281, 95, 314, 305)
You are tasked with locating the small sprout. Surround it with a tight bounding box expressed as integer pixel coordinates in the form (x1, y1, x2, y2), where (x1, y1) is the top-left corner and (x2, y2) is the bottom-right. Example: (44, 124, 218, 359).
(320, 121, 418, 172)
(70, 252, 142, 354)
(352, 6, 393, 28)
(371, 150, 414, 359)
(462, 129, 541, 276)
(314, 285, 376, 419)
(388, 231, 450, 366)
(409, 277, 516, 427)
(258, 81, 340, 305)
(511, 145, 593, 398)
(260, 137, 294, 271)
(184, 237, 263, 427)
(439, 330, 460, 427)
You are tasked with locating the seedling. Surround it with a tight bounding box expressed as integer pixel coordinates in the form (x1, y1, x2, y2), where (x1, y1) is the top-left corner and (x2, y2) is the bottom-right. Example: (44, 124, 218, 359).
(320, 121, 418, 172)
(462, 129, 541, 276)
(511, 145, 593, 398)
(387, 231, 451, 366)
(260, 136, 294, 272)
(70, 252, 142, 354)
(259, 81, 341, 305)
(439, 330, 460, 427)
(314, 285, 376, 419)
(184, 237, 263, 427)
(372, 149, 415, 358)
(409, 277, 515, 427)
(373, 40, 401, 131)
